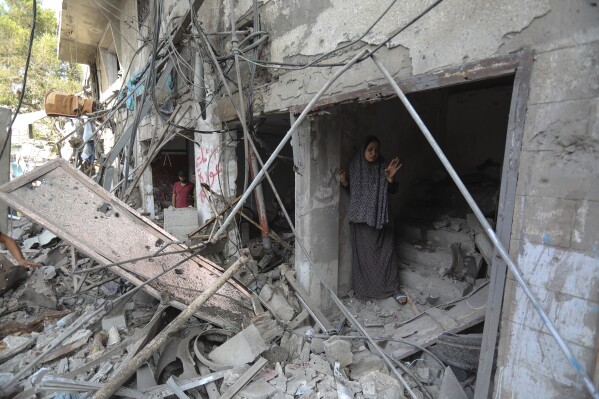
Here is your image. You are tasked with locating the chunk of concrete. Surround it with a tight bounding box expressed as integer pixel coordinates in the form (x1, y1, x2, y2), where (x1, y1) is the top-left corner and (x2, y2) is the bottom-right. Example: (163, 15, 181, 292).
(310, 338, 325, 354)
(101, 311, 126, 331)
(208, 324, 268, 366)
(280, 332, 304, 360)
(259, 284, 274, 302)
(323, 336, 352, 367)
(163, 207, 199, 241)
(18, 268, 57, 309)
(438, 366, 468, 399)
(309, 353, 333, 376)
(358, 370, 404, 399)
(350, 350, 386, 379)
(239, 379, 277, 399)
(269, 292, 295, 322)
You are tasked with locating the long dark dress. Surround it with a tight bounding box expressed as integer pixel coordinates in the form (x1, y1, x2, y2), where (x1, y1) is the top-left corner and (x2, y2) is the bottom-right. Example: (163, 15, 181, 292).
(346, 151, 400, 299)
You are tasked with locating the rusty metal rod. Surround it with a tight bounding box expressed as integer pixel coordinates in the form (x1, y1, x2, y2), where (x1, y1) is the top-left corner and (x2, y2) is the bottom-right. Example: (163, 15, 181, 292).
(92, 250, 251, 399)
(211, 49, 369, 243)
(371, 53, 599, 399)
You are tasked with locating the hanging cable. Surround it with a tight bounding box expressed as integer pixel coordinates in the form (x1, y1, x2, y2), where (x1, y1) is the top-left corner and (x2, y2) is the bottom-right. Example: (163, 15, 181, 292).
(0, 0, 36, 160)
(235, 0, 445, 70)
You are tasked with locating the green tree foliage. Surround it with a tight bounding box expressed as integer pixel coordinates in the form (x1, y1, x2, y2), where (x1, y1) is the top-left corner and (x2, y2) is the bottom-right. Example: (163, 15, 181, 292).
(0, 0, 82, 111)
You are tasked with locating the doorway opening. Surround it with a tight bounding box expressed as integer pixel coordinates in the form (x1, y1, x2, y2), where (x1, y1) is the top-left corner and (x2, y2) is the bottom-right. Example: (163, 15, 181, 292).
(337, 74, 515, 394)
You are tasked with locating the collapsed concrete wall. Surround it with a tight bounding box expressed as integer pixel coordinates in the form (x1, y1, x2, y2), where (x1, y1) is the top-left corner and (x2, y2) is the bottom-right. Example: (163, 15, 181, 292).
(96, 0, 598, 397)
(193, 1, 598, 398)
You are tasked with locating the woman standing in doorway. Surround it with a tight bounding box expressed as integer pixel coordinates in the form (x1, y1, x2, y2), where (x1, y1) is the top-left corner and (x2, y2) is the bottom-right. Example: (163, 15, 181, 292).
(338, 136, 406, 303)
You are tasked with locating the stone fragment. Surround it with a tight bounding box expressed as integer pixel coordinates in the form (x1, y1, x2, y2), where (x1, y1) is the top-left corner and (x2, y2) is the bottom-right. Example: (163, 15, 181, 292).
(42, 266, 56, 280)
(239, 379, 277, 399)
(100, 281, 120, 296)
(358, 370, 404, 399)
(280, 332, 304, 360)
(350, 350, 386, 379)
(101, 311, 126, 331)
(323, 336, 352, 367)
(310, 338, 325, 354)
(18, 268, 57, 309)
(269, 292, 295, 321)
(259, 284, 274, 302)
(438, 366, 468, 399)
(208, 324, 268, 366)
(3, 335, 32, 349)
(308, 353, 332, 376)
(107, 326, 120, 346)
(270, 362, 287, 392)
(415, 367, 431, 384)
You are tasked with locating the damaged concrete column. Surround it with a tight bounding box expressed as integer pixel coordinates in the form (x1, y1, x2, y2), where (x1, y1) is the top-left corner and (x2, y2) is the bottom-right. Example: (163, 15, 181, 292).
(292, 111, 340, 315)
(0, 107, 10, 233)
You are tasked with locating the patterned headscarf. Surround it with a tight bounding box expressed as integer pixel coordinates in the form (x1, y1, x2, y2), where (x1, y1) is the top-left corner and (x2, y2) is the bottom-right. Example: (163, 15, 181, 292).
(346, 136, 390, 229)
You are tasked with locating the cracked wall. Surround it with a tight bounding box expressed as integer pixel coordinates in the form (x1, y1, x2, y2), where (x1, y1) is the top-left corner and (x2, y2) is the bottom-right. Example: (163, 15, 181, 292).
(225, 1, 598, 398)
(143, 1, 599, 396)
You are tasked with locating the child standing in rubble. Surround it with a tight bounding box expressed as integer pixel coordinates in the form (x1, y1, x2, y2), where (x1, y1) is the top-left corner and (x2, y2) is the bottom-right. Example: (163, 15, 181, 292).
(338, 136, 407, 304)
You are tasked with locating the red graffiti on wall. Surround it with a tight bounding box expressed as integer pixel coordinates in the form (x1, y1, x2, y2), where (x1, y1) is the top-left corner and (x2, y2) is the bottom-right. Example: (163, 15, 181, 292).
(195, 146, 222, 204)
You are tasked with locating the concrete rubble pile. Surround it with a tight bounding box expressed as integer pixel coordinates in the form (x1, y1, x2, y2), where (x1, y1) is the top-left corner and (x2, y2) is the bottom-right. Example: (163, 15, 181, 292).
(1, 218, 476, 399)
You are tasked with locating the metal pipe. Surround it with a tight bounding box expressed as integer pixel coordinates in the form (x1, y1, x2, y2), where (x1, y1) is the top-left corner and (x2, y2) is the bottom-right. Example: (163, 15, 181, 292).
(249, 147, 272, 251)
(370, 53, 599, 399)
(92, 251, 251, 399)
(211, 49, 369, 243)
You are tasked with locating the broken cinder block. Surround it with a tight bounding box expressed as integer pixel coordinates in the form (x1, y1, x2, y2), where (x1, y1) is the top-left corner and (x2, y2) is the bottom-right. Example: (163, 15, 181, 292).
(323, 336, 352, 367)
(208, 324, 268, 366)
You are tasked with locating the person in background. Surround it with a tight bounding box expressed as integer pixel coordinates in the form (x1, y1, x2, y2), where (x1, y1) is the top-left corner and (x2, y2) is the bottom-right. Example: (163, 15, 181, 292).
(0, 230, 42, 267)
(338, 135, 406, 304)
(172, 170, 195, 208)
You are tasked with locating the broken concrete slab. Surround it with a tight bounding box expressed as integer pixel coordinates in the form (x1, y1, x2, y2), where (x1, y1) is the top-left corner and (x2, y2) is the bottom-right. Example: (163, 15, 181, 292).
(280, 332, 305, 360)
(239, 379, 277, 399)
(209, 324, 268, 367)
(268, 291, 295, 322)
(163, 207, 199, 241)
(0, 335, 35, 363)
(101, 311, 127, 332)
(0, 159, 253, 330)
(438, 366, 468, 399)
(323, 336, 352, 367)
(17, 268, 57, 309)
(358, 370, 405, 399)
(384, 285, 488, 360)
(349, 349, 386, 380)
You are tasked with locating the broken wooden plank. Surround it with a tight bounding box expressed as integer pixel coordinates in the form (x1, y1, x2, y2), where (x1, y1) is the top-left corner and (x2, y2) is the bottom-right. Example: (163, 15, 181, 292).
(424, 307, 459, 331)
(0, 159, 253, 329)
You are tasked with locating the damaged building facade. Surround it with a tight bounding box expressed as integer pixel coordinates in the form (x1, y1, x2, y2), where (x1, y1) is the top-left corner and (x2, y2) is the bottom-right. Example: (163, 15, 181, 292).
(49, 0, 599, 398)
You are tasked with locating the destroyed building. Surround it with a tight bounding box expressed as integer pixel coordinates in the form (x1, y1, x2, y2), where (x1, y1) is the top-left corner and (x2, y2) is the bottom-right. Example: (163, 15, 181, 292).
(0, 0, 597, 398)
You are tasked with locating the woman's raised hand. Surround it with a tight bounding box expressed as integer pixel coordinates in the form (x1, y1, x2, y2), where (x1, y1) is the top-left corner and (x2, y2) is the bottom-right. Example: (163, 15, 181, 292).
(384, 157, 402, 182)
(338, 168, 349, 187)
